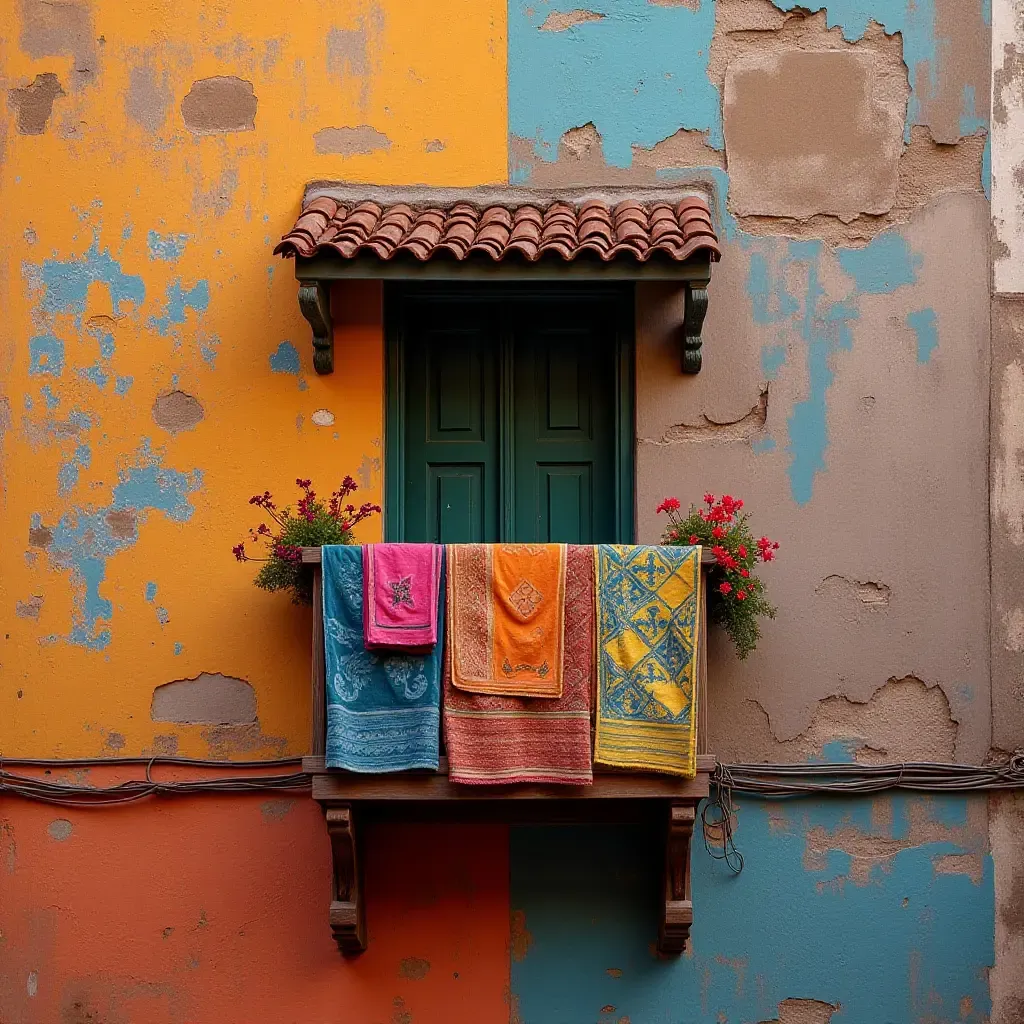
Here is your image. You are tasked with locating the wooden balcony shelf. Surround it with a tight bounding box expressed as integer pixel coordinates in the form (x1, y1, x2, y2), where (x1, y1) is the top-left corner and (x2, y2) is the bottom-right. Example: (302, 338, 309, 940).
(301, 547, 713, 958)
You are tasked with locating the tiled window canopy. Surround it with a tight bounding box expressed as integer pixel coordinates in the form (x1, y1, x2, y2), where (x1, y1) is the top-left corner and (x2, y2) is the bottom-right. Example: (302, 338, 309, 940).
(274, 185, 722, 374)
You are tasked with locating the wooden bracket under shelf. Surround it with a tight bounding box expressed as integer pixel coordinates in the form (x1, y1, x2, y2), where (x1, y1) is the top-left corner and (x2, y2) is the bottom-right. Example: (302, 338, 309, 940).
(325, 805, 365, 955)
(309, 756, 713, 957)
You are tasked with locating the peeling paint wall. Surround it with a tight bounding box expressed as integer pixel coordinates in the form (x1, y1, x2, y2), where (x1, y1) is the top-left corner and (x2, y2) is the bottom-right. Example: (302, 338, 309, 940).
(0, 0, 1012, 1019)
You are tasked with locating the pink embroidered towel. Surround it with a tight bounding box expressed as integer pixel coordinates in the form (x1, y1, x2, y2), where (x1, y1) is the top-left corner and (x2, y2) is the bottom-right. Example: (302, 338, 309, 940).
(362, 543, 442, 650)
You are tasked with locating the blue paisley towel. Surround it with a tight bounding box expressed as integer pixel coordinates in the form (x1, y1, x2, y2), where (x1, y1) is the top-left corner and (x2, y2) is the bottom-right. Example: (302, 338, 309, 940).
(322, 545, 443, 772)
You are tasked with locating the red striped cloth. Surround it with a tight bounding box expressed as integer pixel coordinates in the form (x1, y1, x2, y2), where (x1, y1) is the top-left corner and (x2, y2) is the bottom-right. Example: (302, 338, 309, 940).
(443, 545, 594, 785)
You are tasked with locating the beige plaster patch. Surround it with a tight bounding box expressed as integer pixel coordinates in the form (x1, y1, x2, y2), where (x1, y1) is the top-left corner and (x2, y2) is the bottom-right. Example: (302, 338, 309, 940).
(748, 675, 958, 764)
(994, 360, 1024, 546)
(805, 796, 988, 887)
(151, 673, 257, 725)
(724, 49, 904, 221)
(8, 73, 64, 134)
(758, 999, 840, 1024)
(990, 793, 1024, 1024)
(538, 9, 605, 31)
(152, 390, 204, 434)
(314, 125, 391, 156)
(180, 77, 257, 135)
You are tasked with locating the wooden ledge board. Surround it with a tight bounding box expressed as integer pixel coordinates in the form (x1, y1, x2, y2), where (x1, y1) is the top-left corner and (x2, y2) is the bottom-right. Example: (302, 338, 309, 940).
(308, 755, 713, 802)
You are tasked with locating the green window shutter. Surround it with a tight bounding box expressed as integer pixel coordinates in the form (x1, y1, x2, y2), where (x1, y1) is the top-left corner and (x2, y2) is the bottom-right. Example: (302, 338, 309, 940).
(386, 286, 634, 545)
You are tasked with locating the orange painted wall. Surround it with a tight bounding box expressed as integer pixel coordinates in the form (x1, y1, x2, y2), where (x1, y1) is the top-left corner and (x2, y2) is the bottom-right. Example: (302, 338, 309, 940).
(0, 793, 510, 1023)
(1, 2, 508, 1019)
(1, 0, 507, 760)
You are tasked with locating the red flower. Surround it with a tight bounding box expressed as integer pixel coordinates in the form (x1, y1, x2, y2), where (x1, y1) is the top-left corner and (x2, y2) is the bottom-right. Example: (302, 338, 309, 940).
(296, 478, 312, 490)
(740, 568, 750, 578)
(773, 541, 780, 550)
(719, 582, 732, 595)
(712, 545, 728, 562)
(736, 590, 747, 601)
(738, 544, 747, 558)
(703, 492, 715, 506)
(761, 549, 775, 562)
(735, 499, 744, 510)
(656, 497, 681, 514)
(711, 525, 725, 539)
(232, 542, 246, 561)
(757, 536, 771, 550)
(689, 534, 699, 544)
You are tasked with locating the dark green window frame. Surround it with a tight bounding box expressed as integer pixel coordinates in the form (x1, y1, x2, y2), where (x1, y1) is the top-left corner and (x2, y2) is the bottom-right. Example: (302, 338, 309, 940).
(383, 282, 636, 544)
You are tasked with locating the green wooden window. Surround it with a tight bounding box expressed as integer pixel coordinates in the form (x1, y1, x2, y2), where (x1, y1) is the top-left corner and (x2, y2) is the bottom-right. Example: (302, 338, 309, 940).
(385, 284, 634, 544)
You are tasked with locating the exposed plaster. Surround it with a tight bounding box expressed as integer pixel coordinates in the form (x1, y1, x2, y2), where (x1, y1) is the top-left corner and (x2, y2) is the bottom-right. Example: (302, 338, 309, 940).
(641, 386, 768, 444)
(180, 77, 257, 135)
(313, 125, 391, 156)
(803, 795, 989, 887)
(538, 10, 605, 31)
(151, 673, 256, 726)
(991, 793, 1024, 1024)
(994, 360, 1024, 546)
(15, 595, 44, 619)
(192, 168, 239, 218)
(200, 721, 288, 758)
(152, 390, 204, 434)
(398, 957, 431, 980)
(19, 0, 97, 91)
(125, 62, 172, 134)
(815, 575, 891, 607)
(8, 73, 65, 135)
(46, 819, 73, 842)
(738, 127, 988, 245)
(509, 122, 723, 188)
(724, 49, 905, 222)
(746, 675, 957, 763)
(758, 999, 839, 1024)
(993, 0, 1024, 292)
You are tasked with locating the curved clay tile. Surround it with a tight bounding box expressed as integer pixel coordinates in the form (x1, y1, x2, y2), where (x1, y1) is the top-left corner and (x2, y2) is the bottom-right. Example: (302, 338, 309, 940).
(275, 194, 720, 264)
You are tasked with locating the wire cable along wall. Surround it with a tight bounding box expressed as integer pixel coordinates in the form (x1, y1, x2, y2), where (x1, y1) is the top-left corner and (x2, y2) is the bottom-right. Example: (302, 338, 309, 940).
(2, 752, 1023, 806)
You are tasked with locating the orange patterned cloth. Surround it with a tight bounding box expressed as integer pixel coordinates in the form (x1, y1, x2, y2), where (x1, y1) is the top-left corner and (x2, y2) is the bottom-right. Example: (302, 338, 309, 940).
(447, 543, 567, 698)
(444, 545, 594, 785)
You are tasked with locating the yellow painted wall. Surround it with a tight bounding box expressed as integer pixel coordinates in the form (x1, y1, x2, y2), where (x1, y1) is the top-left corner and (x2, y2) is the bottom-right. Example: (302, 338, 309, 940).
(1, 0, 507, 758)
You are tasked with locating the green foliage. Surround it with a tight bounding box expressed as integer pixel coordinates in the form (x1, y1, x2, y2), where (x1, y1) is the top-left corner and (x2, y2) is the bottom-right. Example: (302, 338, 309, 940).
(253, 513, 353, 605)
(234, 476, 380, 605)
(656, 493, 779, 659)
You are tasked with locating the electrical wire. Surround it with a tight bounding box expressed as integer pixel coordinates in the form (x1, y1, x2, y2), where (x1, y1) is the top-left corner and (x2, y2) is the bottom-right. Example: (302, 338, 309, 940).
(0, 753, 309, 808)
(3, 751, 1024, 870)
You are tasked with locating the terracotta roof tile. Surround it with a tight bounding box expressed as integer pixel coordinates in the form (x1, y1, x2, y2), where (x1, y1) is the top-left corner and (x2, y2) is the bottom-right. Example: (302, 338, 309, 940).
(274, 195, 720, 264)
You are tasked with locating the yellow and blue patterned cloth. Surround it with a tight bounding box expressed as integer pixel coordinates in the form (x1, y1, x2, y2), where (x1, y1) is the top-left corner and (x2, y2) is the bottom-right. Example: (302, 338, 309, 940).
(594, 545, 702, 777)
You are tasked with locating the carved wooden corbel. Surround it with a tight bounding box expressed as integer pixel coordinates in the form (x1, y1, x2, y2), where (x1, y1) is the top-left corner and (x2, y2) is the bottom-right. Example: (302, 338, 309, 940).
(682, 282, 709, 374)
(325, 804, 366, 954)
(298, 281, 334, 375)
(659, 801, 695, 954)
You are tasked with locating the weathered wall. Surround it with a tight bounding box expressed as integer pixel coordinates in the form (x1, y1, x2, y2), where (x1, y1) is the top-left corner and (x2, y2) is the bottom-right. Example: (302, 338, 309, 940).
(0, 792, 994, 1023)
(0, 0, 1012, 1020)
